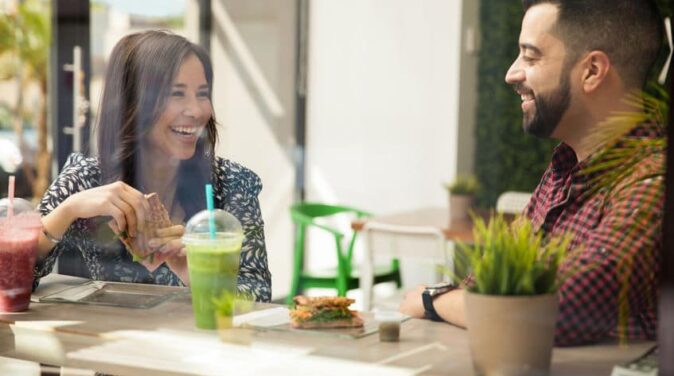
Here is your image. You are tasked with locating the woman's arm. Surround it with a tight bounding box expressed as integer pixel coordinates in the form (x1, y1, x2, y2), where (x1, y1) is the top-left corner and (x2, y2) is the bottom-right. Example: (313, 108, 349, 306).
(35, 154, 150, 285)
(38, 182, 151, 258)
(37, 198, 78, 258)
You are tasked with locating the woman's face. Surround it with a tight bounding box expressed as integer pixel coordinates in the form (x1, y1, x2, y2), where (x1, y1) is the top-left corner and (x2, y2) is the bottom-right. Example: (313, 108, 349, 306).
(147, 53, 212, 162)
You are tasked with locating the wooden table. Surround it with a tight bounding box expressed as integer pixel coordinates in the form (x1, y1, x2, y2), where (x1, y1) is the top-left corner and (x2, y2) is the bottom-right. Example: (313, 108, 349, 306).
(0, 274, 653, 375)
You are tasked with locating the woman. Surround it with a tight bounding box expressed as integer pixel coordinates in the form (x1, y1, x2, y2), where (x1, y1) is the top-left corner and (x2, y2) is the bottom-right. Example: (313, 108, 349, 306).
(34, 30, 271, 302)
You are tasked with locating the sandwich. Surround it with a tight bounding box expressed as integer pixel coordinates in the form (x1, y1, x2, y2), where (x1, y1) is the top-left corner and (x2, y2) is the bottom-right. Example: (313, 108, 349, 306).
(109, 192, 173, 267)
(289, 295, 364, 329)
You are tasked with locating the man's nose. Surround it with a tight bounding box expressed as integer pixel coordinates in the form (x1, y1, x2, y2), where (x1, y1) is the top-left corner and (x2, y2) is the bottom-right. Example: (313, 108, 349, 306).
(505, 60, 524, 84)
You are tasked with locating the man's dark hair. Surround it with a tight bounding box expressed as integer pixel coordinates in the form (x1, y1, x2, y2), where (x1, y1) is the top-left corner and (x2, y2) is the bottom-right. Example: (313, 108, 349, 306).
(523, 0, 664, 88)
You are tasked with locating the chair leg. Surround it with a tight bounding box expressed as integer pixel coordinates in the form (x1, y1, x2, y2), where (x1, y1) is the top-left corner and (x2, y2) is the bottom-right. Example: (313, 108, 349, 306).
(287, 226, 306, 305)
(392, 259, 402, 288)
(337, 277, 347, 297)
(287, 276, 301, 305)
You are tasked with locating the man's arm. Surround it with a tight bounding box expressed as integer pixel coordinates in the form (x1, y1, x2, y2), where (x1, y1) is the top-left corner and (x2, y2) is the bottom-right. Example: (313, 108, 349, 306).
(399, 285, 466, 327)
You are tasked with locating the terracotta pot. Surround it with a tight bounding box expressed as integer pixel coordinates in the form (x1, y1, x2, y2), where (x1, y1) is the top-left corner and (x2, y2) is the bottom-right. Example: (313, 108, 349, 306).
(465, 292, 558, 376)
(449, 194, 474, 221)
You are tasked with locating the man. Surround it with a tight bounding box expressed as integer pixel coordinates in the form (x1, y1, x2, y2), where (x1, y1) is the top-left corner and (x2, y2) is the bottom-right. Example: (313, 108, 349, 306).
(400, 0, 665, 346)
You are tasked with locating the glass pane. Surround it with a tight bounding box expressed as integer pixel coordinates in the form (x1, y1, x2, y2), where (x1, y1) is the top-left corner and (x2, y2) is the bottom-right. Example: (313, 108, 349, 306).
(0, 0, 51, 201)
(89, 0, 190, 156)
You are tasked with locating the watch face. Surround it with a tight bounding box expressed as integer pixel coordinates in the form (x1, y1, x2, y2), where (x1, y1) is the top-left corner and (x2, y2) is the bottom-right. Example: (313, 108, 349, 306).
(427, 282, 454, 290)
(425, 282, 454, 297)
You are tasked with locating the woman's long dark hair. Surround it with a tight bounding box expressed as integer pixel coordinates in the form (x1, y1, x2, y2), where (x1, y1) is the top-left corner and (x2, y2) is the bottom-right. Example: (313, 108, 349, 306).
(96, 30, 218, 219)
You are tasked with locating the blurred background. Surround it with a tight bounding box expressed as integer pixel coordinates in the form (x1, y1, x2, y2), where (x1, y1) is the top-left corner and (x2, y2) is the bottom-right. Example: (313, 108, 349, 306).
(0, 0, 671, 302)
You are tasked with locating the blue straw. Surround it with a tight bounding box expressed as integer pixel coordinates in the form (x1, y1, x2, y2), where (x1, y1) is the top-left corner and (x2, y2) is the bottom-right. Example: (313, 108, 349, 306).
(205, 184, 216, 239)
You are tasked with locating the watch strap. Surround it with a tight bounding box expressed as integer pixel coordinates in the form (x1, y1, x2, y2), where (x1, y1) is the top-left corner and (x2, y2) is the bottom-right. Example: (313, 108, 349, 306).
(422, 290, 444, 322)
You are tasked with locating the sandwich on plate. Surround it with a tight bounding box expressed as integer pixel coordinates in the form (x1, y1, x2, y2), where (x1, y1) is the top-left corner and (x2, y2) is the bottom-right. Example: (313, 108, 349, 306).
(289, 295, 364, 329)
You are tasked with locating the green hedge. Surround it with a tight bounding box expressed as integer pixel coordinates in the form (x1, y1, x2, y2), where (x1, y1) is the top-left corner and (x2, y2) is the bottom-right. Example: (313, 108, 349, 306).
(475, 0, 555, 207)
(475, 0, 673, 207)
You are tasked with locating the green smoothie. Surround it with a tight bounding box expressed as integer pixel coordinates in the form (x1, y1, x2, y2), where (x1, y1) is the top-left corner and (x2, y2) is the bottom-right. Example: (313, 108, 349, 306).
(185, 232, 242, 329)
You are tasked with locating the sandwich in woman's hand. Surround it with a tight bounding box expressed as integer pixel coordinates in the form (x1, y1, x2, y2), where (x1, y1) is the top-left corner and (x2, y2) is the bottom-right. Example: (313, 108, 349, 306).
(289, 295, 364, 329)
(108, 192, 173, 267)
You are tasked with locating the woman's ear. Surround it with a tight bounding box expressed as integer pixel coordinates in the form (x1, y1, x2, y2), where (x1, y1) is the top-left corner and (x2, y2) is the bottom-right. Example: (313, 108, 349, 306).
(579, 51, 611, 93)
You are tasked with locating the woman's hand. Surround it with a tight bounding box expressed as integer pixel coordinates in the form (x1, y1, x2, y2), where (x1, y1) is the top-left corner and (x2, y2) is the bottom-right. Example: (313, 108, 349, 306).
(63, 181, 151, 238)
(149, 225, 190, 284)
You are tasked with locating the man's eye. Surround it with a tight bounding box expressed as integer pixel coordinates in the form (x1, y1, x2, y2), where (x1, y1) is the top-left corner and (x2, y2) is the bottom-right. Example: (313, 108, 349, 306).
(522, 55, 538, 64)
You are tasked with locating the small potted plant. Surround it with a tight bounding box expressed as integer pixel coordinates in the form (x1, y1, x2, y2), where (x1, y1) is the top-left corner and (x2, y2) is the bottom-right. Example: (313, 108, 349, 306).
(451, 214, 578, 376)
(212, 290, 237, 331)
(444, 175, 480, 221)
(212, 291, 254, 330)
(212, 290, 254, 344)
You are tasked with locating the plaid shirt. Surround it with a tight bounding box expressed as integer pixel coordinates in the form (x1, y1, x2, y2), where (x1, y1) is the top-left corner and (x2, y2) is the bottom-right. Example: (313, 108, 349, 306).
(525, 125, 664, 346)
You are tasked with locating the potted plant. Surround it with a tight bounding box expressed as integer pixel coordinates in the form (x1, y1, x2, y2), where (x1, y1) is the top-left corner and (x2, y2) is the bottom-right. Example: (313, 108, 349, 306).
(444, 175, 480, 221)
(212, 290, 237, 331)
(452, 214, 577, 376)
(212, 291, 254, 329)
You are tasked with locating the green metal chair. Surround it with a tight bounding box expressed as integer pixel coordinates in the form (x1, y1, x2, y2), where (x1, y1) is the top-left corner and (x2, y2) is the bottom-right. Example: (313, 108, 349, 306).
(287, 202, 401, 304)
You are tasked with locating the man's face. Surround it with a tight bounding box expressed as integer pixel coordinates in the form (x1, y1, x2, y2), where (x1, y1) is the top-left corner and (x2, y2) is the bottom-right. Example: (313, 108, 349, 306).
(505, 4, 573, 139)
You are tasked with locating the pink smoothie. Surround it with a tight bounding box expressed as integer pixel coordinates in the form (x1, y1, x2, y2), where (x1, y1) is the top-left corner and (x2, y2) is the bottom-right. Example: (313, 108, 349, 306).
(0, 215, 41, 312)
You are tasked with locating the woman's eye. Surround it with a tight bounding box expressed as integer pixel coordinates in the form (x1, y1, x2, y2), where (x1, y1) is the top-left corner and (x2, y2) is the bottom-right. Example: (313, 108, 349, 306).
(197, 91, 210, 98)
(171, 91, 185, 97)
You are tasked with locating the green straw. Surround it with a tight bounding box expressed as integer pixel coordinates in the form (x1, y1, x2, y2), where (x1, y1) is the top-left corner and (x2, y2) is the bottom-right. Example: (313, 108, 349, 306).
(205, 184, 216, 239)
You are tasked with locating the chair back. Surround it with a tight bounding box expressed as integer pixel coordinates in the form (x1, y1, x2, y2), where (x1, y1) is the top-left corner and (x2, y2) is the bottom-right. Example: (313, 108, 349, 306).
(496, 191, 532, 215)
(362, 222, 448, 262)
(290, 202, 369, 224)
(290, 202, 370, 264)
(360, 221, 449, 310)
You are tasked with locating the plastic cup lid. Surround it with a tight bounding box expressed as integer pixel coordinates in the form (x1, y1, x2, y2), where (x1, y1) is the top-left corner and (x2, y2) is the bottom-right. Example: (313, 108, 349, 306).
(183, 209, 243, 241)
(0, 198, 41, 229)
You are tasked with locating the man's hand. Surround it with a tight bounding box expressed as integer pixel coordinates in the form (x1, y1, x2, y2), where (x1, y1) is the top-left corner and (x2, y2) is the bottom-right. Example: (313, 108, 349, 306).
(399, 284, 426, 318)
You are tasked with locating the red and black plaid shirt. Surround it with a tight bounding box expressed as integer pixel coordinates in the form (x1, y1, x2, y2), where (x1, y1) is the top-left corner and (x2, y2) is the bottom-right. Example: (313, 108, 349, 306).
(525, 124, 664, 346)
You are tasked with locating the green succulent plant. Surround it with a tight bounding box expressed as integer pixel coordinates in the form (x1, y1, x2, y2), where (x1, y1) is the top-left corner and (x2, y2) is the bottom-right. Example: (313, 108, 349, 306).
(212, 290, 253, 317)
(450, 214, 579, 296)
(579, 86, 667, 342)
(445, 175, 481, 195)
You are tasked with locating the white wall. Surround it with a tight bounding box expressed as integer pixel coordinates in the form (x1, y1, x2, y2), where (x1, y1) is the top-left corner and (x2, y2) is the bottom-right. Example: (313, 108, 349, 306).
(209, 0, 473, 299)
(210, 4, 295, 301)
(306, 0, 463, 213)
(305, 0, 465, 281)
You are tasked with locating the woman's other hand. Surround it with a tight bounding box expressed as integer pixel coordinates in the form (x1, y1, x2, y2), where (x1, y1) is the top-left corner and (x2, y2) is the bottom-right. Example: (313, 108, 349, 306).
(149, 225, 190, 284)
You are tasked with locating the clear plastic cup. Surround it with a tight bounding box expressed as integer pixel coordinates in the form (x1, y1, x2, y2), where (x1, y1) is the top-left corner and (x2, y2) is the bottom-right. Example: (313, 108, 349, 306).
(0, 198, 42, 312)
(375, 310, 406, 342)
(183, 209, 243, 330)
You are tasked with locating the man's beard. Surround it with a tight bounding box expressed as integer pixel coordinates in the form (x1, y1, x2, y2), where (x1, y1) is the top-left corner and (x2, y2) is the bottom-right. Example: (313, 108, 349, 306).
(519, 71, 571, 139)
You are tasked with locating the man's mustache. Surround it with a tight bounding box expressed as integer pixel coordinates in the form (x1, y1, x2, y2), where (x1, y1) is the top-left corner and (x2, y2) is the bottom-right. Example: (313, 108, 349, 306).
(513, 83, 534, 96)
